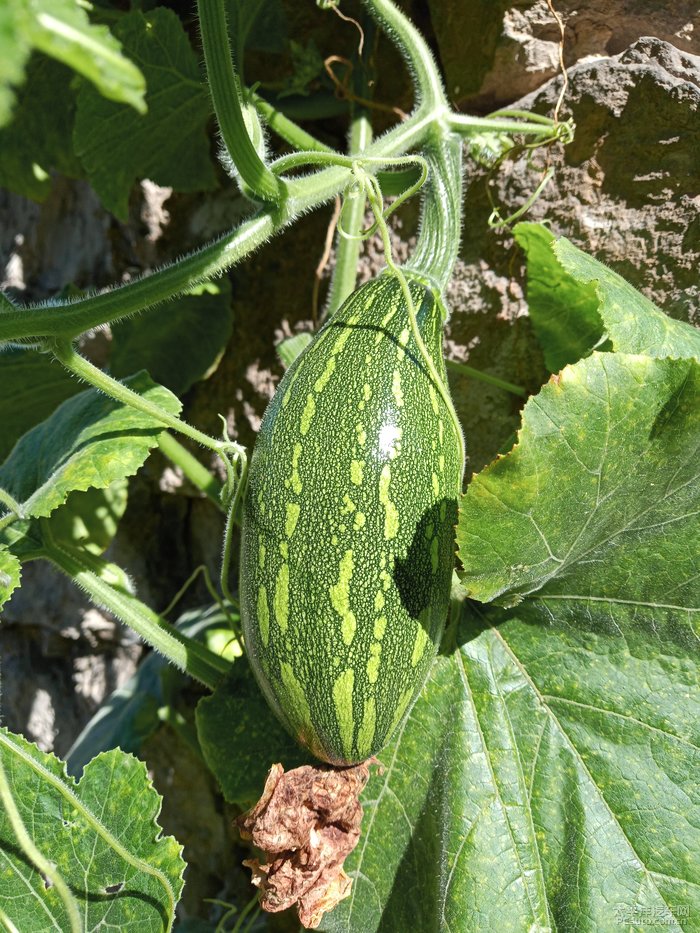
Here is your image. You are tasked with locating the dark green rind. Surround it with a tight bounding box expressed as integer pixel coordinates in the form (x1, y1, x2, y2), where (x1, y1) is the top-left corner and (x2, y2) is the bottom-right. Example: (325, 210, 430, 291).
(240, 274, 463, 764)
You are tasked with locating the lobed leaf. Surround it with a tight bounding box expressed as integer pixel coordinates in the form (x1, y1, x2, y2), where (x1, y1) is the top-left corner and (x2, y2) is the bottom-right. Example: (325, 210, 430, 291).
(0, 371, 180, 521)
(111, 281, 233, 395)
(0, 728, 184, 930)
(554, 237, 700, 362)
(514, 222, 603, 372)
(457, 353, 700, 604)
(319, 599, 699, 932)
(0, 546, 21, 610)
(74, 7, 217, 220)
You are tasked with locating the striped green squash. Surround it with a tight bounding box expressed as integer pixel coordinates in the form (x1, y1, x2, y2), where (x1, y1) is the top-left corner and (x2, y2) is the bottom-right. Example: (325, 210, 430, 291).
(240, 273, 463, 765)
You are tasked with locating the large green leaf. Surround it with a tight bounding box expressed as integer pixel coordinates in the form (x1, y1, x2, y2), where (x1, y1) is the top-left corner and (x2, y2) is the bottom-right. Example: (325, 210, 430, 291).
(196, 655, 312, 808)
(514, 222, 603, 372)
(74, 7, 217, 220)
(0, 728, 184, 929)
(0, 56, 81, 200)
(457, 353, 699, 604)
(0, 546, 21, 610)
(0, 0, 145, 128)
(554, 237, 700, 362)
(318, 595, 698, 932)
(0, 347, 81, 461)
(0, 371, 180, 520)
(111, 282, 233, 395)
(0, 0, 31, 129)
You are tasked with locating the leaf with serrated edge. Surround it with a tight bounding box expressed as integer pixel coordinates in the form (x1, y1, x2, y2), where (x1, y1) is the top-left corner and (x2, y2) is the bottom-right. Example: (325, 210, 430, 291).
(111, 281, 233, 395)
(0, 371, 180, 520)
(514, 222, 603, 372)
(457, 353, 699, 604)
(74, 7, 216, 220)
(554, 237, 700, 362)
(318, 595, 699, 932)
(26, 0, 145, 112)
(0, 547, 21, 610)
(0, 728, 184, 929)
(0, 348, 83, 461)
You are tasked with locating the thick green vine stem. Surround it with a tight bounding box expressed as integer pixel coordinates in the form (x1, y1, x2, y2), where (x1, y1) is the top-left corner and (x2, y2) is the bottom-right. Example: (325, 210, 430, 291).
(406, 133, 464, 297)
(50, 338, 242, 489)
(47, 540, 231, 690)
(198, 0, 284, 202)
(362, 0, 447, 115)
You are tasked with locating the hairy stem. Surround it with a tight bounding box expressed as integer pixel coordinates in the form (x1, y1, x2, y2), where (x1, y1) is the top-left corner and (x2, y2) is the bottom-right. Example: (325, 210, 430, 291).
(1, 113, 431, 345)
(52, 339, 227, 456)
(158, 432, 223, 506)
(47, 542, 231, 690)
(253, 94, 334, 154)
(326, 31, 375, 318)
(362, 0, 447, 114)
(198, 0, 284, 202)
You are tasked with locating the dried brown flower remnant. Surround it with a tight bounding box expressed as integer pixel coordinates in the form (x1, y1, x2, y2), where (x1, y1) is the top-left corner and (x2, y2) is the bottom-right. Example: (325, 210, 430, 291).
(237, 760, 371, 929)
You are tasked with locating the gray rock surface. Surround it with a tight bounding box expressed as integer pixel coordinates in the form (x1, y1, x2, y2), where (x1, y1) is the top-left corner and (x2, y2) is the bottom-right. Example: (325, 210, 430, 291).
(429, 0, 700, 108)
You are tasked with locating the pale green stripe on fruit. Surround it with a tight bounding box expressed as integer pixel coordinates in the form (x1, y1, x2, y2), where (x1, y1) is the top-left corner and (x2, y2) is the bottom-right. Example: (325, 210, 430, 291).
(387, 687, 414, 740)
(350, 459, 364, 485)
(290, 442, 303, 495)
(274, 563, 289, 632)
(285, 502, 300, 538)
(257, 586, 270, 647)
(300, 394, 316, 435)
(330, 549, 357, 646)
(366, 641, 382, 684)
(411, 625, 428, 667)
(353, 512, 366, 531)
(357, 697, 377, 759)
(379, 464, 399, 540)
(332, 668, 355, 761)
(392, 369, 404, 407)
(314, 356, 336, 393)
